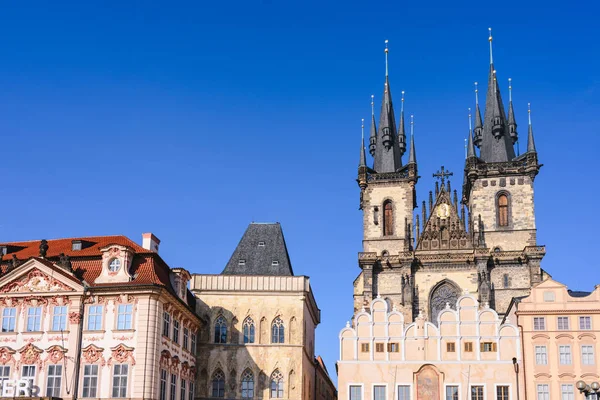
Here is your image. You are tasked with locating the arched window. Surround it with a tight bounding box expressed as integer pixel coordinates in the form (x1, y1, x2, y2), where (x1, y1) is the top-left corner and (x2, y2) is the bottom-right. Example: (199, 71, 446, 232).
(243, 317, 255, 344)
(270, 370, 284, 398)
(503, 274, 510, 288)
(241, 369, 254, 399)
(214, 316, 227, 344)
(211, 369, 225, 398)
(383, 200, 393, 236)
(271, 317, 285, 344)
(497, 194, 509, 227)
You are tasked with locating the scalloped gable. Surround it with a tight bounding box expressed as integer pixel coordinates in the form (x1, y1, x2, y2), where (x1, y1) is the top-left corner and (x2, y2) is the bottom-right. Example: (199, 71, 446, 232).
(0, 258, 83, 293)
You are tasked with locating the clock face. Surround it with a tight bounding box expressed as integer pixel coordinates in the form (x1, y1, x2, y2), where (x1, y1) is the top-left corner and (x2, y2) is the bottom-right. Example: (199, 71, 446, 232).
(436, 203, 450, 219)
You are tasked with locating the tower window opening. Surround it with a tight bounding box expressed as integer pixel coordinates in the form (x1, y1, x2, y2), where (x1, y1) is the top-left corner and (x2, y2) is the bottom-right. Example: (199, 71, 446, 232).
(383, 200, 393, 236)
(497, 193, 509, 227)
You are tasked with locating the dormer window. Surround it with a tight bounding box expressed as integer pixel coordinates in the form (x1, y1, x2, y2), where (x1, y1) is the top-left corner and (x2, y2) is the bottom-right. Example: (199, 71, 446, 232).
(109, 258, 121, 272)
(0, 246, 6, 256)
(72, 240, 82, 251)
(239, 260, 246, 266)
(272, 261, 279, 266)
(258, 242, 265, 247)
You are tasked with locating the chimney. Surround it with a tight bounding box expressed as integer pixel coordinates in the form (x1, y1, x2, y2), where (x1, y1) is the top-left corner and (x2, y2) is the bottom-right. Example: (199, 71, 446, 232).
(142, 233, 160, 253)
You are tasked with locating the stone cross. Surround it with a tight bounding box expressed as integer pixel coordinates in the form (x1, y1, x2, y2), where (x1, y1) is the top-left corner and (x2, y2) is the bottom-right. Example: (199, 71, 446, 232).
(433, 166, 453, 186)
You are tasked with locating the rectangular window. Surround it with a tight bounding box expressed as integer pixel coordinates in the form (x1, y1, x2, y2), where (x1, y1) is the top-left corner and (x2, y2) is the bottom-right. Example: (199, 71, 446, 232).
(87, 305, 103, 330)
(361, 343, 369, 352)
(0, 366, 10, 390)
(481, 342, 497, 352)
(46, 365, 62, 397)
(27, 307, 42, 332)
(447, 342, 456, 352)
(117, 304, 133, 330)
(163, 312, 171, 338)
(387, 343, 399, 352)
(582, 345, 595, 365)
(398, 385, 410, 400)
(557, 316, 570, 330)
(496, 386, 509, 400)
(561, 384, 574, 400)
(82, 365, 98, 398)
(446, 386, 459, 400)
(170, 374, 177, 400)
(173, 320, 180, 344)
(180, 378, 186, 400)
(535, 346, 548, 365)
(349, 385, 362, 400)
(191, 332, 197, 354)
(580, 316, 592, 330)
(537, 384, 549, 400)
(373, 385, 385, 400)
(112, 364, 128, 398)
(188, 381, 195, 400)
(183, 328, 189, 350)
(2, 308, 16, 332)
(52, 306, 67, 331)
(22, 365, 36, 392)
(375, 343, 384, 353)
(464, 342, 473, 352)
(160, 370, 167, 400)
(471, 386, 484, 400)
(559, 345, 572, 365)
(533, 317, 546, 331)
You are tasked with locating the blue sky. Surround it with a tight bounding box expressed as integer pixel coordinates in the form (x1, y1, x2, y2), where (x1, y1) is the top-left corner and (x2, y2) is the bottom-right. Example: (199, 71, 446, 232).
(1, 0, 599, 384)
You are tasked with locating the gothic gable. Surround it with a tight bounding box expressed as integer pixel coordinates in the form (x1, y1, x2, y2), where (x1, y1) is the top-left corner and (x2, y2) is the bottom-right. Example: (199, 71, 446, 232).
(0, 259, 83, 294)
(417, 186, 472, 251)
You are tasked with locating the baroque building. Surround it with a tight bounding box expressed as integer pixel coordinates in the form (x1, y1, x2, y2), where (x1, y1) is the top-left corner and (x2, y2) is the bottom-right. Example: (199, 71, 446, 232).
(354, 30, 546, 324)
(190, 223, 336, 400)
(0, 234, 201, 400)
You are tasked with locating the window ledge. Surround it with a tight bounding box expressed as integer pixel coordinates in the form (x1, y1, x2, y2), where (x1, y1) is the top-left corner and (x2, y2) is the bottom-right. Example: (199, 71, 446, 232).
(22, 331, 43, 334)
(48, 330, 71, 334)
(83, 330, 106, 334)
(0, 332, 17, 336)
(113, 329, 136, 333)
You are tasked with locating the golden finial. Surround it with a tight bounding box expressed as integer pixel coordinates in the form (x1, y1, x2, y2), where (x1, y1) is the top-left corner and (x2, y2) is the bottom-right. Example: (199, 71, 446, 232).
(488, 27, 493, 64)
(401, 90, 405, 113)
(475, 82, 479, 105)
(508, 78, 512, 102)
(385, 39, 389, 77)
(371, 95, 374, 116)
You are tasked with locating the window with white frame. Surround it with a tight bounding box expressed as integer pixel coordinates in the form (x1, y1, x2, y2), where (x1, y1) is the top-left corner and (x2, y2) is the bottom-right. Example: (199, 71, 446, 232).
(533, 317, 546, 331)
(349, 385, 362, 400)
(160, 370, 167, 400)
(535, 346, 548, 365)
(112, 364, 128, 397)
(561, 384, 574, 400)
(27, 307, 42, 331)
(2, 308, 16, 332)
(471, 386, 484, 400)
(446, 386, 459, 400)
(582, 345, 595, 365)
(580, 316, 592, 330)
(559, 345, 572, 365)
(82, 365, 98, 398)
(173, 320, 180, 344)
(170, 373, 177, 400)
(373, 385, 385, 400)
(109, 258, 121, 272)
(188, 381, 195, 400)
(87, 306, 103, 330)
(163, 312, 171, 338)
(183, 327, 189, 350)
(557, 316, 570, 330)
(191, 331, 197, 354)
(180, 378, 186, 400)
(537, 384, 549, 400)
(117, 304, 133, 330)
(52, 306, 67, 331)
(46, 365, 62, 397)
(21, 365, 36, 392)
(398, 385, 410, 400)
(0, 366, 10, 390)
(496, 386, 509, 400)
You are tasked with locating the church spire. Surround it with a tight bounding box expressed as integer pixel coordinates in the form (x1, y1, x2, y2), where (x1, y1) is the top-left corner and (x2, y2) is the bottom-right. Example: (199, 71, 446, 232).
(473, 82, 483, 147)
(507, 78, 518, 144)
(467, 108, 476, 159)
(369, 95, 377, 156)
(527, 103, 537, 153)
(479, 28, 516, 162)
(408, 114, 416, 164)
(359, 119, 367, 167)
(398, 91, 407, 156)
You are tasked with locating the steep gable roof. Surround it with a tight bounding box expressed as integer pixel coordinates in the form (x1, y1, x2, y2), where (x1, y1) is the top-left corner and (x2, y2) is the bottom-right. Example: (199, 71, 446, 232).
(222, 223, 294, 276)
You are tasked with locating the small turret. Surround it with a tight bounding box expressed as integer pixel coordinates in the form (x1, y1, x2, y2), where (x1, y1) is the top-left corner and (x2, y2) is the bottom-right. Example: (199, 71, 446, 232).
(467, 108, 477, 159)
(491, 70, 505, 139)
(359, 119, 367, 168)
(369, 95, 377, 156)
(398, 91, 407, 156)
(507, 78, 518, 144)
(408, 114, 416, 164)
(527, 103, 536, 153)
(473, 82, 483, 147)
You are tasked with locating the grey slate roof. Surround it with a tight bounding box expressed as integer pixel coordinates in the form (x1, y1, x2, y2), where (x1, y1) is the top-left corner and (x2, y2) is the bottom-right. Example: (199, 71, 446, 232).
(567, 290, 591, 298)
(373, 76, 403, 173)
(221, 223, 294, 276)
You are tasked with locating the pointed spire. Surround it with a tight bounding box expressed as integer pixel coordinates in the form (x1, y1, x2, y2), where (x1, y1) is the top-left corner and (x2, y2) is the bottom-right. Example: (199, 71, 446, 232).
(527, 102, 537, 153)
(408, 114, 416, 164)
(385, 40, 389, 77)
(507, 78, 518, 144)
(359, 119, 367, 167)
(398, 91, 406, 155)
(488, 27, 494, 65)
(473, 82, 483, 147)
(467, 108, 476, 159)
(369, 95, 377, 156)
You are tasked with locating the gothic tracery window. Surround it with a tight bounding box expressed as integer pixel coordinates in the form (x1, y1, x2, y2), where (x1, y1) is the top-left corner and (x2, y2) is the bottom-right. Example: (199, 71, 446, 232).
(383, 200, 393, 236)
(241, 369, 254, 399)
(497, 193, 509, 227)
(243, 317, 255, 344)
(271, 317, 285, 344)
(211, 369, 225, 398)
(270, 370, 284, 398)
(214, 316, 227, 344)
(429, 281, 460, 325)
